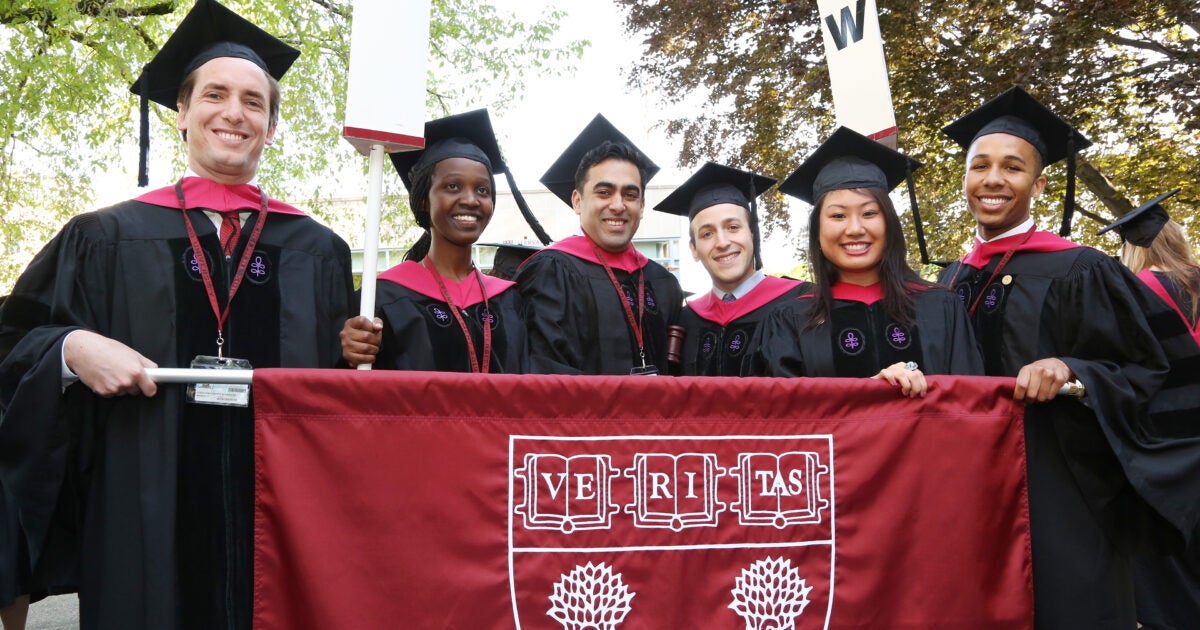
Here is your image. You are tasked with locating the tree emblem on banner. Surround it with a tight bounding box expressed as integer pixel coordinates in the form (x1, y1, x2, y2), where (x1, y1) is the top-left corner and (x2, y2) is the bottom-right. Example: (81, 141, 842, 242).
(729, 556, 813, 630)
(547, 562, 635, 630)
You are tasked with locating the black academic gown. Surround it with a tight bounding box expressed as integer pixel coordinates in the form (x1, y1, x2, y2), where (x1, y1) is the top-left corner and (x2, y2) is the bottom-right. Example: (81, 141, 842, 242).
(753, 283, 984, 378)
(0, 196, 353, 629)
(939, 232, 1194, 629)
(1128, 268, 1200, 629)
(370, 261, 527, 373)
(678, 276, 808, 376)
(514, 237, 683, 375)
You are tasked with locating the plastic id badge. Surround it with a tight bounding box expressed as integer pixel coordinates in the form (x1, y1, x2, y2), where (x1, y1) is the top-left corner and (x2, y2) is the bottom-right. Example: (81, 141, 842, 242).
(186, 355, 252, 407)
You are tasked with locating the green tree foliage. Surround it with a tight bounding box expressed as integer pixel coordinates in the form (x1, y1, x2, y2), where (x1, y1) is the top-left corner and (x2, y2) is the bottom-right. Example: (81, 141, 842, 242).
(0, 0, 585, 290)
(616, 0, 1199, 267)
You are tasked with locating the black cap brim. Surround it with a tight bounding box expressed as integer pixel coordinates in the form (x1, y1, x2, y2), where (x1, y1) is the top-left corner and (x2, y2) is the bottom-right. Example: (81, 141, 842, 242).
(540, 114, 660, 207)
(942, 86, 1091, 166)
(778, 127, 920, 204)
(1097, 189, 1179, 247)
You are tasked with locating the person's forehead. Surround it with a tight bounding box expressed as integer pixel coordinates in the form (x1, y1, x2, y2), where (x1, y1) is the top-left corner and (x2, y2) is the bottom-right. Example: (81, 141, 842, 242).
(192, 55, 271, 89)
(968, 132, 1040, 160)
(691, 202, 749, 226)
(433, 156, 491, 176)
(584, 158, 641, 186)
(822, 187, 877, 206)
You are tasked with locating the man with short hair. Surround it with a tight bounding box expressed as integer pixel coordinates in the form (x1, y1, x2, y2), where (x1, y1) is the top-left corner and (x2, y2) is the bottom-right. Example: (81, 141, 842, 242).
(515, 115, 683, 375)
(655, 162, 806, 376)
(939, 86, 1196, 628)
(0, 1, 353, 627)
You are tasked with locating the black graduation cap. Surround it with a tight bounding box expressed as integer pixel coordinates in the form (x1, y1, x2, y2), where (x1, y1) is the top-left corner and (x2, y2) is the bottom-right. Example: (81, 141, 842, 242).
(778, 127, 918, 204)
(778, 127, 933, 264)
(1097, 189, 1179, 247)
(655, 162, 774, 220)
(942, 86, 1093, 236)
(129, 0, 299, 187)
(655, 162, 775, 269)
(540, 114, 660, 207)
(481, 242, 543, 281)
(390, 109, 551, 243)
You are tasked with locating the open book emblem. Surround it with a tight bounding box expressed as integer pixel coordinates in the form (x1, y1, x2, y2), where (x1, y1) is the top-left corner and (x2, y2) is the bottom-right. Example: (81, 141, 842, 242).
(509, 435, 835, 629)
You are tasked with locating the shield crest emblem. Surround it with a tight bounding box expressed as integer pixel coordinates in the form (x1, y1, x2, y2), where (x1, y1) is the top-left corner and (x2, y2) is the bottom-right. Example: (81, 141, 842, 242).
(510, 435, 835, 629)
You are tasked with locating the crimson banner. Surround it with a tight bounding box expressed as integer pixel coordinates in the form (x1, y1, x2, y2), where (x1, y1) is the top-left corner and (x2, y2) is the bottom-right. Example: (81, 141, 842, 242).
(253, 370, 1032, 630)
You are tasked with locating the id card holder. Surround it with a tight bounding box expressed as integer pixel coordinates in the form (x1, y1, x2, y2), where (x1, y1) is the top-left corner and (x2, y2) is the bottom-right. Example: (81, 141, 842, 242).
(186, 355, 252, 407)
(629, 364, 659, 376)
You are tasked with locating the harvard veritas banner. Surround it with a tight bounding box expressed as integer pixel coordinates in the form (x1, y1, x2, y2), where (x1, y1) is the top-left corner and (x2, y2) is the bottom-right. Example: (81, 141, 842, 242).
(253, 371, 1032, 629)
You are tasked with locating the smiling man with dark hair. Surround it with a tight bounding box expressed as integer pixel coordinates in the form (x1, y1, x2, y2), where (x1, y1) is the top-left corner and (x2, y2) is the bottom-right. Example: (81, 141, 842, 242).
(515, 115, 682, 375)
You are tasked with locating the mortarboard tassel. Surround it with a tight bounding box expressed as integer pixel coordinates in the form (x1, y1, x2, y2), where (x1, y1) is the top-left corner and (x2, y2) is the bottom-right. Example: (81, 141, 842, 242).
(1059, 136, 1077, 237)
(905, 162, 932, 266)
(749, 174, 763, 270)
(505, 169, 552, 245)
(138, 78, 150, 187)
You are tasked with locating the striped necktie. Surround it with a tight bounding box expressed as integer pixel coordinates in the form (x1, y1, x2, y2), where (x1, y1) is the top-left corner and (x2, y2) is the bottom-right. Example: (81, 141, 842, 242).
(219, 211, 241, 256)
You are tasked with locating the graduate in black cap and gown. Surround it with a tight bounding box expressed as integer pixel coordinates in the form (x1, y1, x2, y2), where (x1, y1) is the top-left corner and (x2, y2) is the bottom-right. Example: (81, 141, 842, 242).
(655, 163, 807, 376)
(1102, 189, 1200, 346)
(339, 110, 530, 373)
(514, 115, 684, 375)
(750, 128, 982, 394)
(0, 1, 354, 627)
(939, 86, 1200, 629)
(1098, 190, 1200, 629)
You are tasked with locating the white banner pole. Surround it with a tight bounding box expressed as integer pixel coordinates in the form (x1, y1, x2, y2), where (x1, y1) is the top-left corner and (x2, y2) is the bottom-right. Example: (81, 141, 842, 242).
(356, 143, 387, 371)
(145, 368, 254, 384)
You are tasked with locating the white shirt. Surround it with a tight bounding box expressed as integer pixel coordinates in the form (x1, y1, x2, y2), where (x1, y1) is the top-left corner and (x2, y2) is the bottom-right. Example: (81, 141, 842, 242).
(977, 218, 1036, 244)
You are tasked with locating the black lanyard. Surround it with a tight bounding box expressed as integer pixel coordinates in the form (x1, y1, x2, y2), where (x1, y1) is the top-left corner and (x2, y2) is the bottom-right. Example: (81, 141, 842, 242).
(176, 180, 268, 356)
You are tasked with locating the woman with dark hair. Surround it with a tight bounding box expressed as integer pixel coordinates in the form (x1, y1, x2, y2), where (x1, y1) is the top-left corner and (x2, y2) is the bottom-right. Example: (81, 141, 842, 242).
(340, 109, 545, 372)
(751, 127, 982, 396)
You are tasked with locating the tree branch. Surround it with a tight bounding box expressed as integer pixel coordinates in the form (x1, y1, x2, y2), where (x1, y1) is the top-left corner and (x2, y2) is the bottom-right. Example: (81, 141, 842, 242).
(307, 0, 349, 20)
(1077, 156, 1134, 218)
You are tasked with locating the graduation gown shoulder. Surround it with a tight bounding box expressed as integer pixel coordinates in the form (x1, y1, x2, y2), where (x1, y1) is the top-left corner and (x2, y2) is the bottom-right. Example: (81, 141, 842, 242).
(370, 264, 527, 373)
(677, 277, 809, 376)
(752, 286, 983, 378)
(514, 249, 683, 375)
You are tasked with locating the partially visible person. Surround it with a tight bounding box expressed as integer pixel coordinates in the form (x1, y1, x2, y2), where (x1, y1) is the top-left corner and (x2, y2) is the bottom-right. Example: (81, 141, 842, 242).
(339, 110, 529, 373)
(1098, 188, 1200, 630)
(654, 162, 807, 376)
(515, 115, 683, 375)
(751, 127, 982, 396)
(1101, 189, 1200, 344)
(940, 85, 1195, 628)
(485, 242, 542, 281)
(0, 2, 354, 628)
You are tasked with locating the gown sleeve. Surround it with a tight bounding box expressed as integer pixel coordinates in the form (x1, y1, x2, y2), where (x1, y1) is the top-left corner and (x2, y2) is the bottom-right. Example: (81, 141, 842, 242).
(0, 214, 111, 582)
(1047, 255, 1197, 551)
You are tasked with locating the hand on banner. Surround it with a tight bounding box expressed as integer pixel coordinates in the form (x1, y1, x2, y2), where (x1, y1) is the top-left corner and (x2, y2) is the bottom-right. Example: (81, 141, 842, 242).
(64, 330, 158, 397)
(873, 361, 927, 398)
(340, 316, 383, 367)
(1014, 358, 1072, 402)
